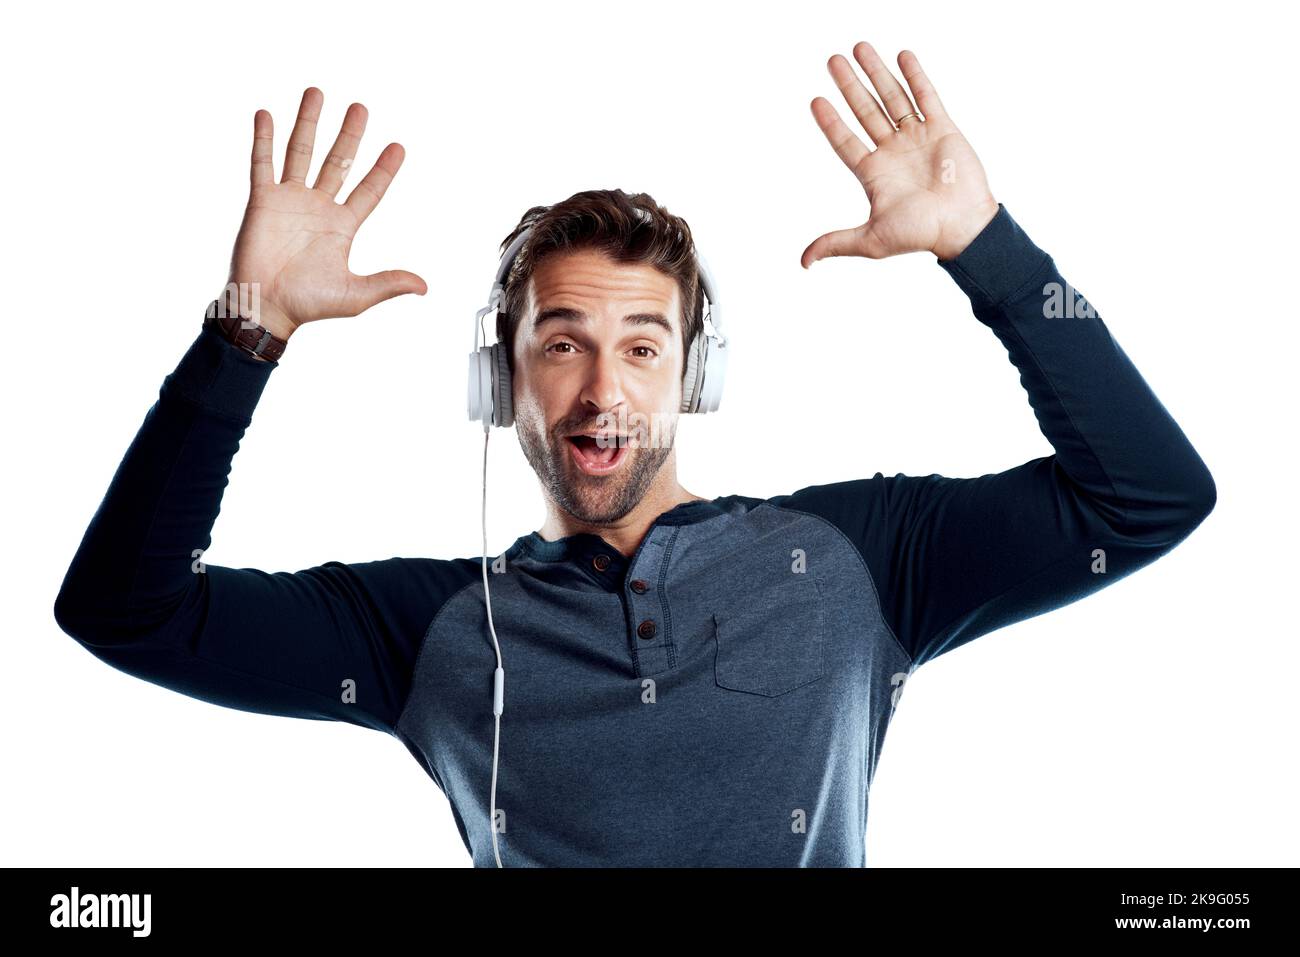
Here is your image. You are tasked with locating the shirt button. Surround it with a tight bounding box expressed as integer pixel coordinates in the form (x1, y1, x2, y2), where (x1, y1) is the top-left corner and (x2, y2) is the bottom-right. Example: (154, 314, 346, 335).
(592, 554, 610, 571)
(630, 579, 648, 593)
(637, 619, 657, 640)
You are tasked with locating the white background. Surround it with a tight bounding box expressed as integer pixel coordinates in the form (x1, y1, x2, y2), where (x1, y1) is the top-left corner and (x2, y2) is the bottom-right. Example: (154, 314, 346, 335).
(5, 0, 1295, 867)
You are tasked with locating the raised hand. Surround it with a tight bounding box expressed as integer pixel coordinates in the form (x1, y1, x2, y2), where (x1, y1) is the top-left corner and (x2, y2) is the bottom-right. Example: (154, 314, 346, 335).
(219, 87, 427, 340)
(802, 43, 999, 267)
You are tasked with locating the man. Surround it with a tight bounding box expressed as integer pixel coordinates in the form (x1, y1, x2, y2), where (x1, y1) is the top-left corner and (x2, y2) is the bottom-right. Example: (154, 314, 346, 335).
(54, 43, 1215, 867)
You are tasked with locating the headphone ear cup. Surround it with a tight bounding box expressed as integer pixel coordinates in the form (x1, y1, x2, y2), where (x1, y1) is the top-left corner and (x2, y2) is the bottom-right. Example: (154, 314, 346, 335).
(695, 334, 727, 414)
(680, 333, 703, 413)
(468, 346, 491, 427)
(492, 343, 514, 428)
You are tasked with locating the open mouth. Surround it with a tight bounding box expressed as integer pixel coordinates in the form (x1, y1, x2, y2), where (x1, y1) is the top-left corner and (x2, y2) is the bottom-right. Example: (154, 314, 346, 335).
(566, 434, 630, 475)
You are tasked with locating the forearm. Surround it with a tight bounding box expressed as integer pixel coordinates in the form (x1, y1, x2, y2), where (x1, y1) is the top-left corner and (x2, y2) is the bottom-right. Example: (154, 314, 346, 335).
(779, 206, 1220, 667)
(54, 325, 277, 640)
(938, 204, 1216, 534)
(52, 321, 479, 734)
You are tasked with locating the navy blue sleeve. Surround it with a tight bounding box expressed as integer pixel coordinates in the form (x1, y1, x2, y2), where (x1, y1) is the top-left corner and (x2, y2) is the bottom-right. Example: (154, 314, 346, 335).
(53, 324, 481, 735)
(769, 204, 1216, 667)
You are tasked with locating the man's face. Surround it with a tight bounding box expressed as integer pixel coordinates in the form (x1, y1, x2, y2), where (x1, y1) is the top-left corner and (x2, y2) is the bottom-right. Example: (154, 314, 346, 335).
(512, 247, 685, 525)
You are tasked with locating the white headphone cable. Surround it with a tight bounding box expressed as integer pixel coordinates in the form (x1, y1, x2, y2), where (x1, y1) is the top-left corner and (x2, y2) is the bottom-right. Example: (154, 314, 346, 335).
(481, 422, 506, 868)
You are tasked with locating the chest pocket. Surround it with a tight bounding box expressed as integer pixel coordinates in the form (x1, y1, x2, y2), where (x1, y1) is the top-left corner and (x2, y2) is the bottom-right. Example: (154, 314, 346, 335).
(712, 577, 826, 696)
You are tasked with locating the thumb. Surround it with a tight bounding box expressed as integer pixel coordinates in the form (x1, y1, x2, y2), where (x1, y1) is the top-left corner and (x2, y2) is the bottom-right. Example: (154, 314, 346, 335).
(345, 269, 428, 314)
(800, 225, 866, 269)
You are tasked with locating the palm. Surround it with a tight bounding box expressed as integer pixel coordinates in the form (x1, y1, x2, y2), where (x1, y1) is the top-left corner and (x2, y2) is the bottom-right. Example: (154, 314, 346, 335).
(847, 128, 990, 256)
(803, 43, 998, 266)
(232, 186, 365, 323)
(223, 88, 426, 334)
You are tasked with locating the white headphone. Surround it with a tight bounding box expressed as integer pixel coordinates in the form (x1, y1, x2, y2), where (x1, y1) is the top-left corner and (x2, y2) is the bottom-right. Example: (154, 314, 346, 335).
(468, 212, 729, 428)
(465, 208, 729, 867)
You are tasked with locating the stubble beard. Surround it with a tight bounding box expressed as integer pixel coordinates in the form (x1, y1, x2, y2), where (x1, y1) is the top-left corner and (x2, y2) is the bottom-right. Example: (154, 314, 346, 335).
(517, 415, 677, 527)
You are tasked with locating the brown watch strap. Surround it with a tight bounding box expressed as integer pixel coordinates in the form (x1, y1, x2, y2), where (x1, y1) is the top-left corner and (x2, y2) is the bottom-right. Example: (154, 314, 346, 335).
(203, 298, 288, 362)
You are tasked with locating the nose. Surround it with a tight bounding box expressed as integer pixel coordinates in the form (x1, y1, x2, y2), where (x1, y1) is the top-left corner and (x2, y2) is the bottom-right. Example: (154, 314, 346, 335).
(578, 347, 627, 415)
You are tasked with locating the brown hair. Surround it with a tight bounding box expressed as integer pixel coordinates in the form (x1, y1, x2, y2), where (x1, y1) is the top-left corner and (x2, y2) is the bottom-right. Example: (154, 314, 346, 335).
(495, 188, 704, 380)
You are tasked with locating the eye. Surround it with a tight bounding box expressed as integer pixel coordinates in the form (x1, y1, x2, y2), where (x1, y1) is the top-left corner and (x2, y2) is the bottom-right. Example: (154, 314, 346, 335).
(546, 341, 577, 354)
(631, 346, 658, 358)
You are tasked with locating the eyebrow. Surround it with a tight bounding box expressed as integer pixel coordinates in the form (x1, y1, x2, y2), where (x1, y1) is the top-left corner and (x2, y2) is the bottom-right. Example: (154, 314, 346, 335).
(533, 307, 673, 335)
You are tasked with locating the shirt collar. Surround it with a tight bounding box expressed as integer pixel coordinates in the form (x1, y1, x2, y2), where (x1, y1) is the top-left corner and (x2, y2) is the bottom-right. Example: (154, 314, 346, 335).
(508, 496, 727, 569)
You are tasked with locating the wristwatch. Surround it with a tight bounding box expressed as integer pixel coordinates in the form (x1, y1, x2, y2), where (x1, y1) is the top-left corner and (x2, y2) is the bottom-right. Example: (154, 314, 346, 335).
(203, 298, 288, 362)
